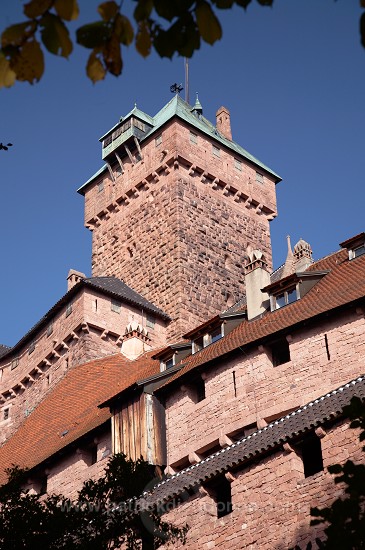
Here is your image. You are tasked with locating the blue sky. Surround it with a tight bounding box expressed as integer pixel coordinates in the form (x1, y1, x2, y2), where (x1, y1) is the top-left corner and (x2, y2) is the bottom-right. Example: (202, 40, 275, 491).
(1, 0, 364, 346)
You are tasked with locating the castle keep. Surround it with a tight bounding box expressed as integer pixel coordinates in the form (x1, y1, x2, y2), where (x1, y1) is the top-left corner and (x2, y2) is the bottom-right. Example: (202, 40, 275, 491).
(0, 95, 364, 549)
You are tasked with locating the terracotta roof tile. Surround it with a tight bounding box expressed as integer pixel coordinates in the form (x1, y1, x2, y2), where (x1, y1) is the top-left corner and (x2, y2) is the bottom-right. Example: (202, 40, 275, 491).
(0, 351, 160, 484)
(158, 250, 365, 391)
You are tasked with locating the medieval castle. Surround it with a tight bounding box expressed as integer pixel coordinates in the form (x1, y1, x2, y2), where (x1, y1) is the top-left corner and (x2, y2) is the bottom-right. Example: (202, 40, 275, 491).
(0, 94, 364, 548)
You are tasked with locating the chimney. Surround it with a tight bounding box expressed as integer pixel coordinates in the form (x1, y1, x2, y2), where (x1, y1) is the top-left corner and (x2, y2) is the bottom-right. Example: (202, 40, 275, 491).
(245, 250, 271, 320)
(216, 106, 232, 140)
(67, 269, 86, 291)
(293, 238, 313, 272)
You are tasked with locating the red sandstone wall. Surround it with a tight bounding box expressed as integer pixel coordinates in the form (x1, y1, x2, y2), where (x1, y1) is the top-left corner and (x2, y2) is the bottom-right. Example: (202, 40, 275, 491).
(47, 428, 112, 500)
(160, 420, 362, 549)
(85, 119, 277, 340)
(165, 309, 365, 467)
(0, 288, 167, 443)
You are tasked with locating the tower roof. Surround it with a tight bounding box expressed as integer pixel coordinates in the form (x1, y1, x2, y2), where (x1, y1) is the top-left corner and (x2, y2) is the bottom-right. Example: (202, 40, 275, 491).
(78, 95, 281, 194)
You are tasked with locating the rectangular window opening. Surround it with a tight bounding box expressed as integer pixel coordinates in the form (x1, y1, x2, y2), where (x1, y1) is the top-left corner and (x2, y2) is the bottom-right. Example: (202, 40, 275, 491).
(256, 171, 264, 184)
(46, 322, 53, 337)
(11, 357, 19, 370)
(3, 408, 9, 421)
(212, 145, 220, 157)
(190, 131, 198, 144)
(234, 158, 242, 171)
(146, 314, 155, 329)
(155, 134, 162, 146)
(98, 180, 104, 193)
(65, 302, 73, 317)
(204, 475, 232, 518)
(28, 341, 36, 355)
(296, 433, 324, 478)
(111, 299, 121, 313)
(270, 337, 290, 367)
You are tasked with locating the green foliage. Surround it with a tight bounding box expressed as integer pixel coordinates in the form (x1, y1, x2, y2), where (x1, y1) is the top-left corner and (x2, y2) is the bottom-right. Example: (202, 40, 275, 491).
(0, 1, 364, 87)
(0, 454, 188, 550)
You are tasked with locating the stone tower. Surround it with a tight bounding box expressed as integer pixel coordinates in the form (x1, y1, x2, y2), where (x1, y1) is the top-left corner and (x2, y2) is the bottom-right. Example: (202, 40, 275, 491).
(78, 96, 280, 340)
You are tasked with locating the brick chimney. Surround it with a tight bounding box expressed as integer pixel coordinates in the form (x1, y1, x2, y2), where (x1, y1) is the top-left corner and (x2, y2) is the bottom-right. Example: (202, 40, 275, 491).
(216, 106, 232, 140)
(67, 269, 86, 291)
(245, 250, 271, 320)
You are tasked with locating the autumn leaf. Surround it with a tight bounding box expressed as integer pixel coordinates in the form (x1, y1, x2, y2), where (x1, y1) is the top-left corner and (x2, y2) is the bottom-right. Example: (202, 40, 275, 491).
(135, 20, 151, 57)
(23, 0, 53, 19)
(40, 14, 73, 57)
(0, 53, 16, 88)
(1, 22, 37, 48)
(76, 21, 111, 49)
(114, 14, 134, 46)
(98, 1, 119, 22)
(195, 1, 222, 45)
(54, 0, 79, 21)
(86, 49, 106, 82)
(102, 34, 122, 75)
(134, 0, 154, 22)
(10, 39, 44, 83)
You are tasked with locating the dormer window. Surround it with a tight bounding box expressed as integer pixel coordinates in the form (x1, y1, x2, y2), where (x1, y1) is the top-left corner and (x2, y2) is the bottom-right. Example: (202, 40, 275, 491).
(353, 244, 365, 259)
(273, 287, 298, 310)
(160, 355, 175, 371)
(340, 232, 365, 260)
(192, 324, 223, 354)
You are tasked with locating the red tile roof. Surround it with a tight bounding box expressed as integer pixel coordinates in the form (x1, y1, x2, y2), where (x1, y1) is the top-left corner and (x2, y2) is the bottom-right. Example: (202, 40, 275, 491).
(0, 351, 160, 485)
(157, 249, 365, 391)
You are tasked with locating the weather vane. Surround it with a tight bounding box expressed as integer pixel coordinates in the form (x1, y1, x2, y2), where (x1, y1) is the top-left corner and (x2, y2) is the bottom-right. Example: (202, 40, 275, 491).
(170, 83, 183, 94)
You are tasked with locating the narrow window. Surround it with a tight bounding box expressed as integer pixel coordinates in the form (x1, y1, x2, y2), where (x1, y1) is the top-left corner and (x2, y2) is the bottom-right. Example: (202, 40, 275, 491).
(90, 444, 98, 465)
(98, 180, 104, 193)
(296, 433, 324, 478)
(11, 357, 19, 370)
(190, 131, 198, 144)
(46, 321, 53, 337)
(146, 314, 155, 329)
(324, 334, 330, 360)
(115, 165, 123, 178)
(65, 302, 72, 317)
(271, 338, 290, 367)
(234, 158, 242, 171)
(155, 134, 162, 146)
(232, 371, 237, 398)
(3, 408, 9, 421)
(256, 171, 264, 184)
(39, 474, 48, 495)
(195, 376, 206, 403)
(212, 144, 220, 157)
(28, 341, 36, 355)
(205, 475, 232, 518)
(111, 299, 121, 313)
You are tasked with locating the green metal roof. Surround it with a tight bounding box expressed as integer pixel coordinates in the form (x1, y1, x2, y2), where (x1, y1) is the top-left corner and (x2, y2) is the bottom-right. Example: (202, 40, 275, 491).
(78, 95, 281, 194)
(99, 105, 154, 141)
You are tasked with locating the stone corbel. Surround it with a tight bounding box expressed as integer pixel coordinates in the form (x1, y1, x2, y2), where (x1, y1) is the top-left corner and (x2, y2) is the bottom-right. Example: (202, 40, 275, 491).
(188, 452, 201, 465)
(283, 442, 295, 453)
(315, 427, 326, 439)
(219, 434, 233, 448)
(225, 471, 236, 483)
